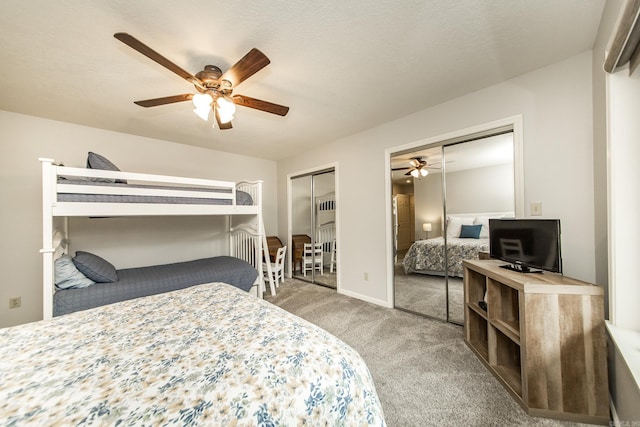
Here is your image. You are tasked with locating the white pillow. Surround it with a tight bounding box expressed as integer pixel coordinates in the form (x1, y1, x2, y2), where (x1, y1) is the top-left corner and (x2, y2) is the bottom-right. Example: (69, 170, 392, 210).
(447, 216, 475, 238)
(55, 255, 94, 289)
(474, 216, 492, 239)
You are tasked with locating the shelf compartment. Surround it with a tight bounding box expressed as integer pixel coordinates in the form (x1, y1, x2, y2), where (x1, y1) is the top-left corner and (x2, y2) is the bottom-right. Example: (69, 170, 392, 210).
(487, 278, 520, 338)
(467, 302, 488, 320)
(464, 267, 487, 311)
(466, 308, 489, 361)
(491, 327, 522, 397)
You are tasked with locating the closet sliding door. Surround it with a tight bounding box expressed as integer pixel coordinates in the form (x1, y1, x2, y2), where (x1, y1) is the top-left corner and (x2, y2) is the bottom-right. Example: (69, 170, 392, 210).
(393, 130, 517, 324)
(443, 134, 515, 324)
(393, 146, 446, 320)
(291, 170, 336, 288)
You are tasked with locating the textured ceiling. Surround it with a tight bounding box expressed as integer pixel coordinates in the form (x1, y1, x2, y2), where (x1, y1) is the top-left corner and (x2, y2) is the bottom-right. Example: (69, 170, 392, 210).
(0, 0, 604, 160)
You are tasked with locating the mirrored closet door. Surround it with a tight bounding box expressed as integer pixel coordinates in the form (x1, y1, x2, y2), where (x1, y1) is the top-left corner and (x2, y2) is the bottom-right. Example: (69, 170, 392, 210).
(392, 146, 446, 320)
(392, 130, 516, 324)
(291, 169, 336, 288)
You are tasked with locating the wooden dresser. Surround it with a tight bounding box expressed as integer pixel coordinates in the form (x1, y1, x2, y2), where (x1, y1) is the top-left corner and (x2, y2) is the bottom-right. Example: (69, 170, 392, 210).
(463, 259, 609, 425)
(265, 236, 283, 262)
(291, 234, 311, 272)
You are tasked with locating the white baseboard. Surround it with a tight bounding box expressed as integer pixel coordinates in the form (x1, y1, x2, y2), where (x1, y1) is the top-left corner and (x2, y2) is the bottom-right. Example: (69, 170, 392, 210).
(610, 400, 620, 427)
(338, 288, 392, 308)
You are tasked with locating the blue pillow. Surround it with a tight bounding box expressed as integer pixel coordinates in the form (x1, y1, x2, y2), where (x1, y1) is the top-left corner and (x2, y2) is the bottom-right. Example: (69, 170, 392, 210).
(73, 251, 118, 283)
(55, 255, 94, 289)
(459, 224, 482, 239)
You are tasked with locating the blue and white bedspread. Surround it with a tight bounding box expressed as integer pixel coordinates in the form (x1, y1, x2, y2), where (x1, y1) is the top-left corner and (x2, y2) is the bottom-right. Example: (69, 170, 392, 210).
(0, 283, 385, 426)
(403, 237, 489, 277)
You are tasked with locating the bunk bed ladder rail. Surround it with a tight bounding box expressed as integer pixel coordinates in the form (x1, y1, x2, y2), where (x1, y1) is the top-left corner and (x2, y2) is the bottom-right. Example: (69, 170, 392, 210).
(40, 158, 56, 320)
(237, 181, 276, 296)
(230, 223, 276, 297)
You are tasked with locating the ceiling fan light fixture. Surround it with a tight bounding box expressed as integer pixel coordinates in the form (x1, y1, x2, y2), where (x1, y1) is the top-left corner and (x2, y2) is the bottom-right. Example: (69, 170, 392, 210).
(217, 96, 236, 114)
(193, 106, 211, 121)
(192, 93, 213, 121)
(420, 168, 429, 177)
(410, 169, 419, 178)
(216, 96, 236, 124)
(192, 93, 213, 109)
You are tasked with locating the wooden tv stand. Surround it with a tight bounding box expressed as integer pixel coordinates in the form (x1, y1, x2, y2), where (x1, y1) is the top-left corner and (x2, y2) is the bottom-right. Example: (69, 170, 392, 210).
(463, 259, 609, 425)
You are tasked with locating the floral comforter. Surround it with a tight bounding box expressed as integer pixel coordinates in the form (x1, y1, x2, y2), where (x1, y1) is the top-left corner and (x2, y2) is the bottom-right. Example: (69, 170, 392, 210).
(0, 283, 385, 426)
(403, 236, 489, 277)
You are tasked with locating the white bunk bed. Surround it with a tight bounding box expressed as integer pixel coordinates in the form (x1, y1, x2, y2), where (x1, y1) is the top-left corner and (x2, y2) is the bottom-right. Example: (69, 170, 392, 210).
(40, 157, 276, 320)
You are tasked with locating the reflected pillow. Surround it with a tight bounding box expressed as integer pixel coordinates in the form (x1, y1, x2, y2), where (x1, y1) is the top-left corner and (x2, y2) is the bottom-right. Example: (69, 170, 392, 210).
(446, 216, 474, 238)
(72, 251, 118, 283)
(474, 216, 492, 239)
(55, 255, 94, 289)
(460, 224, 482, 239)
(86, 152, 127, 184)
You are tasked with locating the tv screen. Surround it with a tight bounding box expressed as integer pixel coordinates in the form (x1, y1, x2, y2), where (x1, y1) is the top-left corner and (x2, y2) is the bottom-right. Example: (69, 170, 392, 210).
(488, 219, 562, 273)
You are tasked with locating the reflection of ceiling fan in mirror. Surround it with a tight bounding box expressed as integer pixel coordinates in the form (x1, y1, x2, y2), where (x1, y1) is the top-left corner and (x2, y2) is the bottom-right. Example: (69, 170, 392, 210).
(392, 157, 445, 178)
(113, 33, 289, 130)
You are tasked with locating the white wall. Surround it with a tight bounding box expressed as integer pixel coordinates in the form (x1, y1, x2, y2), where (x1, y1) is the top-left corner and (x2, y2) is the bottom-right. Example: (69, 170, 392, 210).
(0, 110, 277, 327)
(413, 164, 514, 241)
(445, 164, 514, 214)
(277, 50, 596, 306)
(291, 175, 311, 235)
(413, 172, 443, 239)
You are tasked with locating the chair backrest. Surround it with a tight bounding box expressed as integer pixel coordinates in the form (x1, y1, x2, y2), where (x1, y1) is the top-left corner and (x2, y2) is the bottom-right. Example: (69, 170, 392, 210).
(275, 246, 287, 267)
(303, 242, 322, 259)
(313, 242, 323, 256)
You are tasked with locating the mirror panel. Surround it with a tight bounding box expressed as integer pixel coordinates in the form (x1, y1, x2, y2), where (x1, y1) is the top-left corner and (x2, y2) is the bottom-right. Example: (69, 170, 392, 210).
(444, 134, 515, 324)
(392, 130, 516, 324)
(393, 146, 446, 320)
(313, 171, 336, 288)
(290, 171, 337, 288)
(291, 175, 313, 281)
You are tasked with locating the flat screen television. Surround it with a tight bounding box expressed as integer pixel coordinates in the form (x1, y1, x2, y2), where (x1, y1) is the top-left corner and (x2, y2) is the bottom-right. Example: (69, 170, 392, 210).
(488, 218, 562, 274)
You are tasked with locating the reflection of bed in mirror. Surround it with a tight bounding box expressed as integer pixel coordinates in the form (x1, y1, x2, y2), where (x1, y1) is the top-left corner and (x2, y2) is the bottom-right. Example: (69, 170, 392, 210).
(402, 212, 513, 278)
(403, 236, 489, 277)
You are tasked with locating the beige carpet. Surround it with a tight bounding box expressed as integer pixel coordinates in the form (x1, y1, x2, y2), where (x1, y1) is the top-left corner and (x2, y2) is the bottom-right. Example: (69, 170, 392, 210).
(265, 279, 591, 427)
(393, 263, 464, 323)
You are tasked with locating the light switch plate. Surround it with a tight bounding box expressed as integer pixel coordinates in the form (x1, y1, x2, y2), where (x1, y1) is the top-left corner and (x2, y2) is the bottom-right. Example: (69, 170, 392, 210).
(531, 202, 542, 216)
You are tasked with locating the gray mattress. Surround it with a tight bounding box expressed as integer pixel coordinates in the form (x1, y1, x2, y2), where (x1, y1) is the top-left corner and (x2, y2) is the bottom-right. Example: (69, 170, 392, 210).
(57, 179, 253, 205)
(53, 256, 258, 316)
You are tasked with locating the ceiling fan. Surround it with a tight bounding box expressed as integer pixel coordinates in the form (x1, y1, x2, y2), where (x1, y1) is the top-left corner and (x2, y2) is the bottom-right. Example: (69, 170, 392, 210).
(114, 33, 289, 130)
(392, 157, 443, 177)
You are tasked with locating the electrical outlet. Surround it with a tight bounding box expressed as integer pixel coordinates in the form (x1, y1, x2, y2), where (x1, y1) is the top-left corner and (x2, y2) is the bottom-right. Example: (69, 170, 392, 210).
(9, 297, 21, 309)
(530, 202, 542, 216)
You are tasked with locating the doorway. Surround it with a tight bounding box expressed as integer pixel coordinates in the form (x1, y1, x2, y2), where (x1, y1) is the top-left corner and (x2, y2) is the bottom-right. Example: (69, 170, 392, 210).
(387, 117, 523, 324)
(289, 168, 337, 288)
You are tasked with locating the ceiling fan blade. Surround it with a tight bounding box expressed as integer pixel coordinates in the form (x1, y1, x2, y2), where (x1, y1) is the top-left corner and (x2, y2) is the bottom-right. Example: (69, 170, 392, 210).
(134, 94, 194, 107)
(114, 33, 204, 89)
(232, 95, 289, 116)
(220, 48, 270, 87)
(215, 109, 233, 130)
(392, 167, 410, 171)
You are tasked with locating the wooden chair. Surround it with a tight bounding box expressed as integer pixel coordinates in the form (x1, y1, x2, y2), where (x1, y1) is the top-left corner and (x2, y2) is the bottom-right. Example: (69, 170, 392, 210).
(264, 246, 286, 289)
(302, 243, 323, 276)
